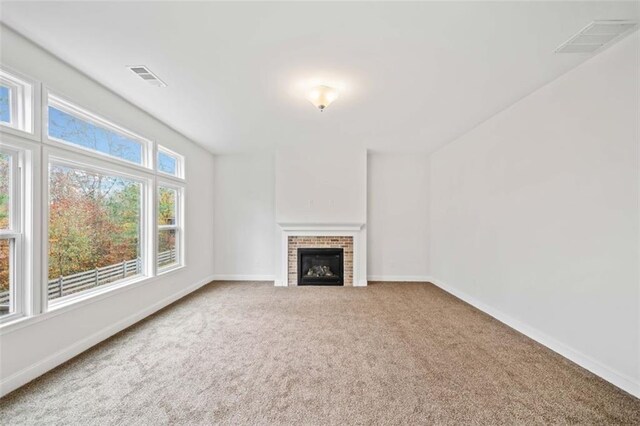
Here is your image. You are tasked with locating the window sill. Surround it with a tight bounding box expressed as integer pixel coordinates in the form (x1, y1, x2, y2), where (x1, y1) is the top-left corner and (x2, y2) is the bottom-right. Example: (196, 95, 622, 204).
(48, 274, 150, 311)
(0, 265, 186, 336)
(1, 124, 39, 143)
(0, 312, 26, 327)
(157, 170, 185, 183)
(158, 263, 183, 275)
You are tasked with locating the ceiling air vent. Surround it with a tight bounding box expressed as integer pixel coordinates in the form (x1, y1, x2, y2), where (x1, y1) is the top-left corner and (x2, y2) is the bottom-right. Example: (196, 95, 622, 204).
(127, 65, 167, 87)
(555, 20, 637, 54)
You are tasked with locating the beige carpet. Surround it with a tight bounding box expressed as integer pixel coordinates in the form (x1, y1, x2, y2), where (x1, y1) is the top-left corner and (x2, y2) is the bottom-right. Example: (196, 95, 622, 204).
(1, 282, 638, 425)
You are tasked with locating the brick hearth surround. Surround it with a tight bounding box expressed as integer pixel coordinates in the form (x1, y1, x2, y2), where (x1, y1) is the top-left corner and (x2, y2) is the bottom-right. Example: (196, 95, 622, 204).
(288, 236, 354, 286)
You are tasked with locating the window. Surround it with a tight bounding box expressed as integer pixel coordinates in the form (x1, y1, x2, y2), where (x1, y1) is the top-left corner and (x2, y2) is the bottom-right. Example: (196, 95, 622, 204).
(157, 185, 181, 270)
(48, 162, 143, 301)
(157, 146, 183, 178)
(0, 68, 34, 133)
(0, 86, 11, 124)
(0, 67, 188, 326)
(0, 148, 22, 319)
(47, 95, 149, 167)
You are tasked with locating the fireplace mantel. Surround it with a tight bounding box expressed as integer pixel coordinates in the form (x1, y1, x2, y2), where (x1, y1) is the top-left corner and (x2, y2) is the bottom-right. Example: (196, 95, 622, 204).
(277, 223, 364, 232)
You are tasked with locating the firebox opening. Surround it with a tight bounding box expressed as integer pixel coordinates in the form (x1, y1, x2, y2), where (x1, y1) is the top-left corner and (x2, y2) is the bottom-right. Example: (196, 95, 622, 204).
(297, 248, 344, 286)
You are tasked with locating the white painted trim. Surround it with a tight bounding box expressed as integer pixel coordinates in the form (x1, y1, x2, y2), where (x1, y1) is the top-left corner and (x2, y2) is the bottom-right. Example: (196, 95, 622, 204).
(211, 275, 275, 282)
(0, 273, 215, 397)
(278, 223, 364, 232)
(46, 92, 154, 170)
(367, 275, 433, 282)
(0, 65, 40, 141)
(156, 144, 185, 181)
(430, 277, 640, 399)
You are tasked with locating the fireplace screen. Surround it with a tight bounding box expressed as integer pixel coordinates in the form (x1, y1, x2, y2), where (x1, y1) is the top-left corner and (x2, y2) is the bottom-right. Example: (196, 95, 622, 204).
(297, 248, 344, 286)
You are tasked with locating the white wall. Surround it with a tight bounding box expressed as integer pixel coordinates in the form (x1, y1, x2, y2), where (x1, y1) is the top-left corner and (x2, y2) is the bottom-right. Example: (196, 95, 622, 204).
(211, 150, 434, 284)
(429, 33, 639, 397)
(0, 26, 216, 395)
(367, 153, 430, 281)
(274, 146, 368, 285)
(275, 146, 367, 224)
(213, 154, 275, 280)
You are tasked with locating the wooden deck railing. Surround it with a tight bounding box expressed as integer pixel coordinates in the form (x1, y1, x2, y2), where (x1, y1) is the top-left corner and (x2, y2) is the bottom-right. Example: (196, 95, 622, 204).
(0, 249, 176, 307)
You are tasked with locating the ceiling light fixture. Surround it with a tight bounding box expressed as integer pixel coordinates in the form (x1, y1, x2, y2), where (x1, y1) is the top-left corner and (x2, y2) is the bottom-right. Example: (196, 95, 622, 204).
(307, 85, 339, 112)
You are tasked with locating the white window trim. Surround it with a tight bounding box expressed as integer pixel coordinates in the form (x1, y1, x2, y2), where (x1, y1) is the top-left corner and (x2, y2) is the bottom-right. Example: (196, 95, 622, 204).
(0, 72, 28, 130)
(0, 263, 186, 335)
(157, 144, 185, 180)
(44, 92, 154, 170)
(0, 69, 188, 329)
(156, 181, 184, 275)
(0, 66, 40, 141)
(43, 146, 154, 311)
(0, 145, 24, 324)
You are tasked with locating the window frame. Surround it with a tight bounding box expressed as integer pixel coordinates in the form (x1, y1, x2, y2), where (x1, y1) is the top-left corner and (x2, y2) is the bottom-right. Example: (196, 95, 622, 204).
(0, 67, 39, 140)
(156, 145, 184, 179)
(156, 181, 184, 274)
(0, 145, 24, 324)
(0, 70, 189, 330)
(0, 84, 15, 126)
(45, 92, 153, 171)
(43, 146, 154, 310)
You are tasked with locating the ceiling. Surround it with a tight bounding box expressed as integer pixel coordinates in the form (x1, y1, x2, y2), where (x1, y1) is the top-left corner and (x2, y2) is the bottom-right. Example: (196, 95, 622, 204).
(1, 1, 638, 154)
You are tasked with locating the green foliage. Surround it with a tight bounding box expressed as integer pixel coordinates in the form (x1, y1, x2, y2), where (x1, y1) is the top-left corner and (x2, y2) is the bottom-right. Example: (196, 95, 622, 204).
(0, 153, 9, 230)
(4, 156, 178, 290)
(0, 240, 8, 292)
(158, 187, 176, 225)
(0, 194, 8, 229)
(48, 166, 141, 279)
(0, 154, 10, 291)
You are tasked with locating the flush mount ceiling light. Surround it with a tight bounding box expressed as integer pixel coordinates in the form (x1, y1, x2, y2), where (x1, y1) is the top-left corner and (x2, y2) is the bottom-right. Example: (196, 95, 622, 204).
(555, 20, 638, 54)
(307, 85, 339, 112)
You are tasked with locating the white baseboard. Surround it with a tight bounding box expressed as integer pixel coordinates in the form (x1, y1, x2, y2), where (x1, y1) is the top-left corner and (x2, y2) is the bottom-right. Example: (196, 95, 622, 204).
(430, 277, 640, 399)
(0, 274, 215, 397)
(211, 274, 275, 282)
(367, 275, 433, 282)
(273, 279, 367, 287)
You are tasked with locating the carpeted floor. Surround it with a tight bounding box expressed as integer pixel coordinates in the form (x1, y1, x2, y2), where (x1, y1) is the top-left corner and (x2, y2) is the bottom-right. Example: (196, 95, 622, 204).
(1, 282, 639, 425)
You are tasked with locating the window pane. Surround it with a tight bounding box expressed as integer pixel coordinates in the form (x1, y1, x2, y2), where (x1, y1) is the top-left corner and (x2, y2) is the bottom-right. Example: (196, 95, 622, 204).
(48, 106, 143, 165)
(158, 151, 178, 176)
(0, 153, 11, 230)
(158, 186, 177, 226)
(48, 164, 142, 301)
(0, 86, 10, 124)
(158, 229, 177, 268)
(0, 239, 12, 316)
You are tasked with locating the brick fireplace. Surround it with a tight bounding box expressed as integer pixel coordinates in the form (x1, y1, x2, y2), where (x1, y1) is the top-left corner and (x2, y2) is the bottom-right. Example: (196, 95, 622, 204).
(277, 223, 366, 287)
(288, 236, 353, 286)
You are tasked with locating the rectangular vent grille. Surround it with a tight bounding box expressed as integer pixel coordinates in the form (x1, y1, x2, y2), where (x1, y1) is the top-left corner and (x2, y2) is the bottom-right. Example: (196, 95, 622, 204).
(127, 65, 167, 87)
(556, 20, 637, 54)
